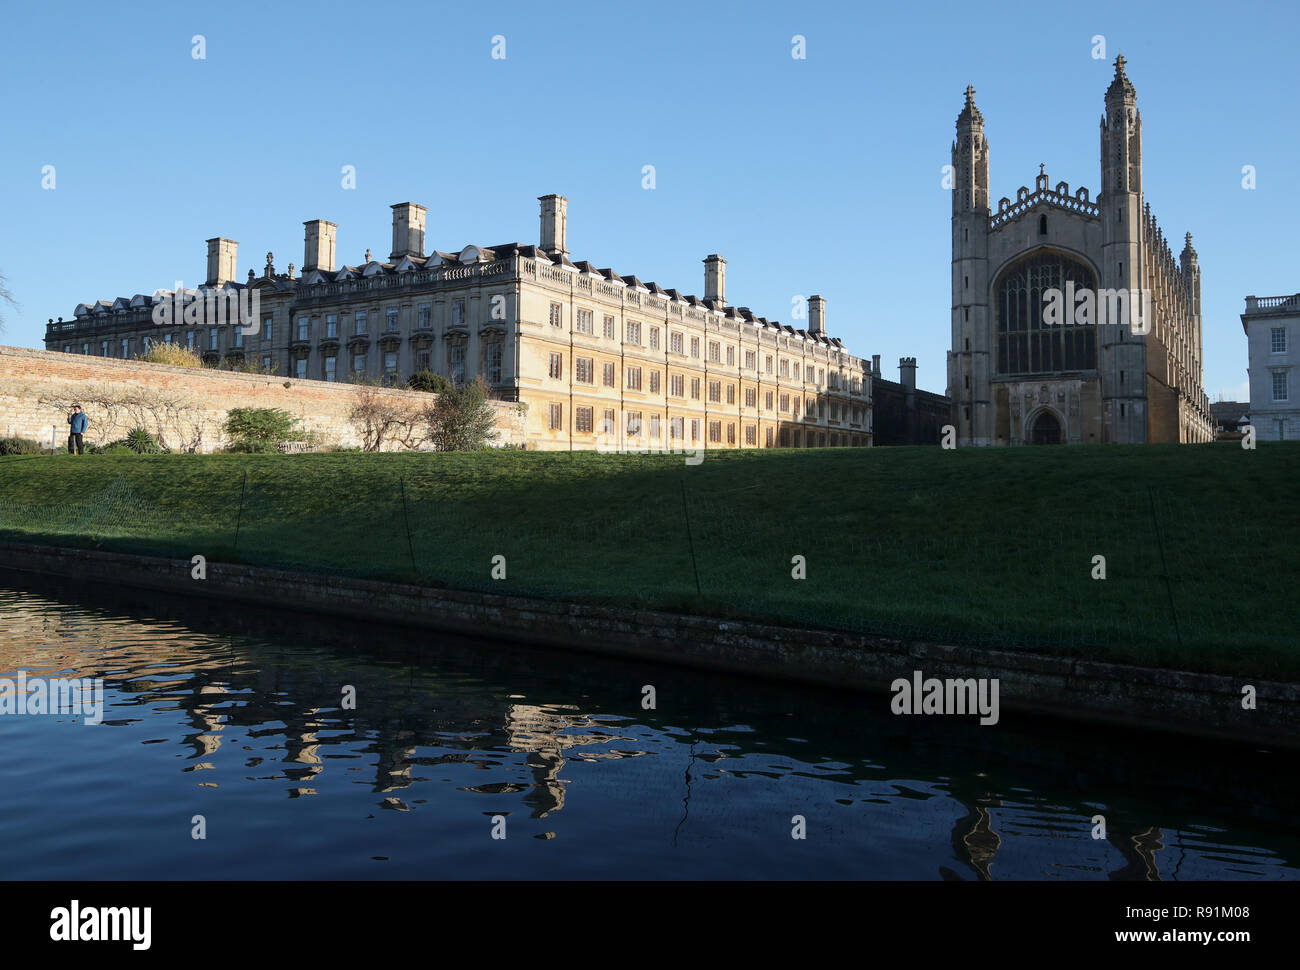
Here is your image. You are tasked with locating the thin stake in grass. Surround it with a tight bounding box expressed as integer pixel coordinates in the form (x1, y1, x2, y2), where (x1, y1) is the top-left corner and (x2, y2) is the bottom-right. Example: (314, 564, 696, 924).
(680, 476, 701, 597)
(1146, 484, 1183, 651)
(399, 476, 417, 573)
(232, 470, 247, 556)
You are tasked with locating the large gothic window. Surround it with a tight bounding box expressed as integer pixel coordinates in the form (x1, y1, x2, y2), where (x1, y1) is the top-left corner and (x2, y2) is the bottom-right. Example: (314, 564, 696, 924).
(996, 251, 1097, 376)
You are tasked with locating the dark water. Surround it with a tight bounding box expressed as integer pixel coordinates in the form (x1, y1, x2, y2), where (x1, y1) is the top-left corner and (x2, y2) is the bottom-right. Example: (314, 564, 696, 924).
(0, 572, 1296, 880)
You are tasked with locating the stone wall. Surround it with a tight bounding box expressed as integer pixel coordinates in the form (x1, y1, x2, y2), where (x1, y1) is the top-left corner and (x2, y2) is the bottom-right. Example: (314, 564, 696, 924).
(1146, 360, 1179, 445)
(0, 345, 526, 451)
(2, 539, 1295, 749)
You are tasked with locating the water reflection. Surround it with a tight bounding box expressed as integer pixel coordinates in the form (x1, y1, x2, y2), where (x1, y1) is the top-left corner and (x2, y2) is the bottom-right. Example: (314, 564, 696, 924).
(0, 572, 1296, 880)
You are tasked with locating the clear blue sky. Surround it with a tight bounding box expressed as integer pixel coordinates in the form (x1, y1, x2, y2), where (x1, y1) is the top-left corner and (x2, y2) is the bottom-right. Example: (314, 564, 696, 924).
(2, 0, 1295, 401)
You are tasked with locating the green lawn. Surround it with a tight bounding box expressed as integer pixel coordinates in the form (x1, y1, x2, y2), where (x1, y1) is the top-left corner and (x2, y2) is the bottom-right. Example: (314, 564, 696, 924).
(1, 443, 1297, 678)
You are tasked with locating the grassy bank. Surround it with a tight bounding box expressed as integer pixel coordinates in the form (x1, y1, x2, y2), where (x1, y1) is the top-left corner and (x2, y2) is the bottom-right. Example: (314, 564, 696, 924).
(1, 443, 1296, 677)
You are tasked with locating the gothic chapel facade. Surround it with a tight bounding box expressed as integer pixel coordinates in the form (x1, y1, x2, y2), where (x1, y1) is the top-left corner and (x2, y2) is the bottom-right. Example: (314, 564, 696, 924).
(948, 56, 1212, 445)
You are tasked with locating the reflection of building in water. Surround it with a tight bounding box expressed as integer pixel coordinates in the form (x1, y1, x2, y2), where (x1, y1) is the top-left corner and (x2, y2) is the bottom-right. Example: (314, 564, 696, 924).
(1108, 825, 1164, 881)
(505, 703, 571, 817)
(948, 797, 1003, 880)
(3, 592, 642, 819)
(0, 597, 350, 791)
(284, 707, 325, 788)
(503, 703, 640, 819)
(373, 728, 416, 793)
(190, 684, 227, 758)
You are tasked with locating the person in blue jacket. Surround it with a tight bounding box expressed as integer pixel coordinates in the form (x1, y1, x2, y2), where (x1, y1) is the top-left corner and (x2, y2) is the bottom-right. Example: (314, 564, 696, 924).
(67, 404, 89, 454)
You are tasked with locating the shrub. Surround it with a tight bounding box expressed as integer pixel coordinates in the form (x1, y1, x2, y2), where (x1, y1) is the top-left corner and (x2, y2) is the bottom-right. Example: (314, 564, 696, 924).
(0, 437, 44, 455)
(124, 427, 166, 454)
(90, 441, 136, 455)
(137, 344, 203, 368)
(223, 407, 300, 450)
(225, 439, 282, 454)
(348, 384, 426, 452)
(219, 357, 279, 375)
(406, 369, 452, 394)
(425, 376, 498, 452)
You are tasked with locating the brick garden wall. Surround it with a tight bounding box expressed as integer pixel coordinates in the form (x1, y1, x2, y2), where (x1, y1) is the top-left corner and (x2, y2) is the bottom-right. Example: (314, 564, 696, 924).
(0, 345, 526, 451)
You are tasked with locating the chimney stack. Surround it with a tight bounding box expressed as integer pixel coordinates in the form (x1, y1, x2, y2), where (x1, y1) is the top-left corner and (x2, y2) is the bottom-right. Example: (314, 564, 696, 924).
(899, 357, 917, 392)
(704, 254, 726, 306)
(871, 354, 881, 378)
(808, 295, 826, 334)
(390, 202, 427, 260)
(539, 194, 568, 256)
(205, 237, 238, 286)
(303, 220, 337, 273)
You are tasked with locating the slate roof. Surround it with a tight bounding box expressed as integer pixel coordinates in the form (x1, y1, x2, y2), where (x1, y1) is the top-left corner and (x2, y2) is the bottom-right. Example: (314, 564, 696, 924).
(72, 237, 850, 350)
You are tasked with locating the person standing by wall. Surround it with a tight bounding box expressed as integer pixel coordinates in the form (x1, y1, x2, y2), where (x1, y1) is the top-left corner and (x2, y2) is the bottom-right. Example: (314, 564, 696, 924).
(67, 404, 88, 454)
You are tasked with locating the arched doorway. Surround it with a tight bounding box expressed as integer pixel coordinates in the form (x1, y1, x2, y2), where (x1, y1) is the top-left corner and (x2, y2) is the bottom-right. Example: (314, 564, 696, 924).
(1029, 410, 1062, 445)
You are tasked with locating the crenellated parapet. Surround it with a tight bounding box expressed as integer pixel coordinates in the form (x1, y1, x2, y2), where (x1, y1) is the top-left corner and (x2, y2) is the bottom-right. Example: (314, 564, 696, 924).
(990, 165, 1099, 230)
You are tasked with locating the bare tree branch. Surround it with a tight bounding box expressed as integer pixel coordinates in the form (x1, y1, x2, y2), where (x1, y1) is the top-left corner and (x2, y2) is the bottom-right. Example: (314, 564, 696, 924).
(0, 270, 17, 333)
(37, 383, 208, 452)
(347, 382, 428, 452)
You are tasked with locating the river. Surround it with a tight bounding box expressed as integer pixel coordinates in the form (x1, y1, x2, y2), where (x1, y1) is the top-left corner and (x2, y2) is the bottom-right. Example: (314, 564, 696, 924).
(0, 572, 1295, 880)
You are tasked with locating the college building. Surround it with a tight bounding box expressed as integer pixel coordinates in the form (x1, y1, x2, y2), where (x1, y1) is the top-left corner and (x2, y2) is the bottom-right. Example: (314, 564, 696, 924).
(1241, 293, 1299, 440)
(46, 195, 873, 451)
(869, 356, 952, 446)
(949, 56, 1213, 445)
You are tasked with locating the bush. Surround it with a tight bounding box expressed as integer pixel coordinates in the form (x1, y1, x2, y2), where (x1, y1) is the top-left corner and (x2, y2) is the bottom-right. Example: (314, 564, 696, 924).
(0, 437, 44, 455)
(406, 369, 452, 394)
(425, 376, 498, 452)
(348, 385, 425, 452)
(219, 357, 279, 375)
(89, 441, 136, 455)
(124, 427, 166, 454)
(137, 343, 203, 368)
(223, 407, 300, 450)
(223, 439, 284, 454)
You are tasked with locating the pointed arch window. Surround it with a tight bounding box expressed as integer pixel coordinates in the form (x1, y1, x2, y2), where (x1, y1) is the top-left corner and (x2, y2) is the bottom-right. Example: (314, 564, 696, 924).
(995, 251, 1097, 376)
